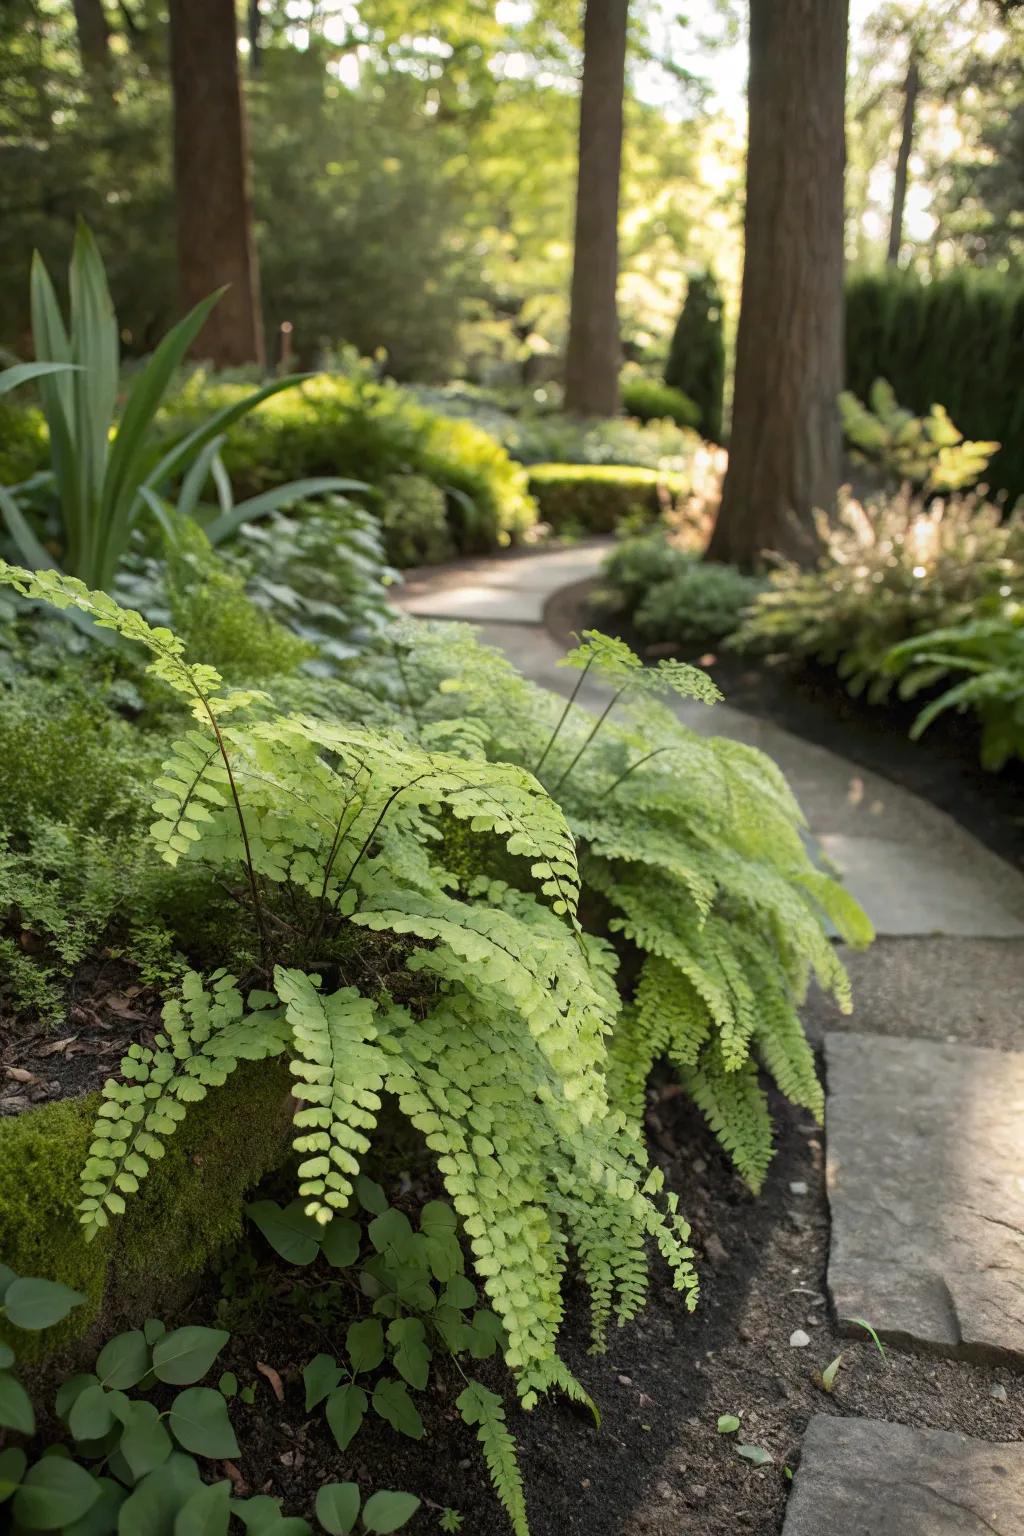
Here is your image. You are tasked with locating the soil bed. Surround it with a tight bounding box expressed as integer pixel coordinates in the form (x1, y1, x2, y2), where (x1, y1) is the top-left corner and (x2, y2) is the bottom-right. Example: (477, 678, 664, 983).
(166, 1084, 1020, 1536)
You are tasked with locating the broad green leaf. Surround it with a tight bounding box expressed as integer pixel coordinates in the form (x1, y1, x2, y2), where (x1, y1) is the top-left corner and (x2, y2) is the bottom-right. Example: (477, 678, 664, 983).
(419, 1201, 457, 1238)
(313, 1482, 360, 1535)
(0, 1445, 27, 1501)
(246, 1201, 321, 1266)
(13, 1456, 101, 1530)
(173, 1479, 231, 1536)
(302, 1354, 342, 1412)
(116, 1454, 202, 1536)
(0, 1370, 35, 1434)
(372, 1378, 423, 1440)
(55, 1374, 97, 1420)
(96, 1330, 151, 1390)
(368, 1209, 416, 1262)
(64, 1476, 126, 1536)
(218, 1372, 238, 1399)
(388, 1318, 430, 1391)
(319, 1218, 360, 1270)
(346, 1318, 384, 1375)
(324, 1384, 367, 1452)
(4, 1277, 85, 1330)
(362, 1491, 422, 1534)
(120, 1401, 173, 1481)
(355, 1176, 387, 1214)
(716, 1414, 741, 1434)
(69, 1383, 115, 1442)
(205, 479, 367, 546)
(151, 1327, 230, 1385)
(168, 1388, 240, 1458)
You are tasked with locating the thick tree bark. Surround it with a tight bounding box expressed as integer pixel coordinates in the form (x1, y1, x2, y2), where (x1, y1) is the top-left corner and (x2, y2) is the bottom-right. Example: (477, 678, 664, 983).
(708, 0, 849, 568)
(564, 0, 629, 418)
(887, 51, 919, 265)
(72, 0, 113, 94)
(248, 0, 263, 76)
(168, 0, 265, 367)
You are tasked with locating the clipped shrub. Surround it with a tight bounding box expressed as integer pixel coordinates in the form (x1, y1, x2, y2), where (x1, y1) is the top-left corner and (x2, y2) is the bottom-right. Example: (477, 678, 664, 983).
(845, 266, 1024, 507)
(620, 375, 700, 429)
(734, 489, 1024, 700)
(664, 269, 726, 444)
(527, 464, 688, 534)
(163, 371, 536, 556)
(508, 413, 701, 472)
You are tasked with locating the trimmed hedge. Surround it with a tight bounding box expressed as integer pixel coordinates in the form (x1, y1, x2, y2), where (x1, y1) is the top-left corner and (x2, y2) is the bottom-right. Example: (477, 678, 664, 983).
(527, 464, 689, 534)
(846, 268, 1024, 507)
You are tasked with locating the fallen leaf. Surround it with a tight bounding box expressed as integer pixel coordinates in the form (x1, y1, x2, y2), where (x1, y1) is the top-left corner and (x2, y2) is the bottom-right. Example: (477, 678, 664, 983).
(736, 1444, 773, 1466)
(36, 1036, 78, 1056)
(256, 1361, 285, 1402)
(4, 1067, 39, 1084)
(221, 1460, 248, 1494)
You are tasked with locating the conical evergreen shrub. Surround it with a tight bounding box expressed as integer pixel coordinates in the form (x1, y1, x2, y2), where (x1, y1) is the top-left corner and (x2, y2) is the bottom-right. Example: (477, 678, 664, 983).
(664, 269, 726, 444)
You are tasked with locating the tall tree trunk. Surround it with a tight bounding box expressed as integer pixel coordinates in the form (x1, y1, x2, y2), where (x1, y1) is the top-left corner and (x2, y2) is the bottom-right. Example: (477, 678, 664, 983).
(564, 0, 629, 418)
(708, 0, 849, 568)
(72, 0, 113, 95)
(887, 50, 919, 265)
(168, 0, 265, 367)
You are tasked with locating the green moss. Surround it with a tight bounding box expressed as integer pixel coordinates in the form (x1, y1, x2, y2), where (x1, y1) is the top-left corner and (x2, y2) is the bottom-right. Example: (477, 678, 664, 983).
(0, 1061, 293, 1358)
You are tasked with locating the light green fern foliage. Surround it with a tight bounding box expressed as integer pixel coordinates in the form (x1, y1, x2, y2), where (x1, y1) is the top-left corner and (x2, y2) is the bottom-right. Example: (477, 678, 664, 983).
(0, 562, 696, 1406)
(374, 622, 874, 1192)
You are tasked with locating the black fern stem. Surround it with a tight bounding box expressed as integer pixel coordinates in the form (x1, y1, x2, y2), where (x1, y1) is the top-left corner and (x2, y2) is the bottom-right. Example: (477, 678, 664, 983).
(195, 688, 269, 964)
(333, 769, 436, 911)
(533, 655, 595, 777)
(550, 685, 629, 795)
(601, 746, 675, 798)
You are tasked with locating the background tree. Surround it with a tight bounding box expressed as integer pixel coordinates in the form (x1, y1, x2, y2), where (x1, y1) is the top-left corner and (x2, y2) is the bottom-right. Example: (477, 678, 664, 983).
(564, 0, 630, 417)
(708, 0, 849, 568)
(663, 268, 725, 443)
(168, 0, 264, 366)
(72, 0, 113, 97)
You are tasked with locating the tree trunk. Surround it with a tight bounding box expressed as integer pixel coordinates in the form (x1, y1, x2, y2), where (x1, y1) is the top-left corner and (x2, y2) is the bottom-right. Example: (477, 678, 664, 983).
(168, 0, 265, 367)
(887, 51, 919, 265)
(564, 0, 629, 418)
(72, 0, 113, 94)
(708, 0, 849, 568)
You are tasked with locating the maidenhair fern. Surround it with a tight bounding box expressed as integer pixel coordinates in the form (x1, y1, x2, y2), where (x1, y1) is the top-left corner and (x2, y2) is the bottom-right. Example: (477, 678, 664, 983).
(0, 562, 696, 1412)
(371, 622, 874, 1192)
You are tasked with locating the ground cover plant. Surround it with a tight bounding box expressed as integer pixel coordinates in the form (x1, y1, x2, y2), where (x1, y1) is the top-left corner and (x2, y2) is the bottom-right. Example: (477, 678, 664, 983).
(733, 488, 1024, 701)
(594, 534, 764, 653)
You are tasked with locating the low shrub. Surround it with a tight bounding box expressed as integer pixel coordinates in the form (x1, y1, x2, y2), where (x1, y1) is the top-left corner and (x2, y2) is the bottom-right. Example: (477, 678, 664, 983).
(374, 471, 454, 568)
(734, 489, 1024, 700)
(887, 602, 1024, 770)
(620, 374, 700, 429)
(527, 464, 689, 534)
(595, 535, 763, 651)
(164, 370, 536, 556)
(508, 412, 701, 472)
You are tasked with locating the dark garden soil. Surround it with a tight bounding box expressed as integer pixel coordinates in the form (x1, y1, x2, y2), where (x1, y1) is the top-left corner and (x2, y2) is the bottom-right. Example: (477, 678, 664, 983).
(160, 1082, 1021, 1536)
(551, 576, 1024, 876)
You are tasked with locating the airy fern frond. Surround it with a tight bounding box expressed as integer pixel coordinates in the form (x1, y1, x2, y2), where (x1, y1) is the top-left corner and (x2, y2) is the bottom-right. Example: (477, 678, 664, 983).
(456, 1383, 530, 1536)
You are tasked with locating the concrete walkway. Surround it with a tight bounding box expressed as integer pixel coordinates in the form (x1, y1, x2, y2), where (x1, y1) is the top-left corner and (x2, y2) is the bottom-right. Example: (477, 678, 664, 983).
(395, 541, 1024, 1533)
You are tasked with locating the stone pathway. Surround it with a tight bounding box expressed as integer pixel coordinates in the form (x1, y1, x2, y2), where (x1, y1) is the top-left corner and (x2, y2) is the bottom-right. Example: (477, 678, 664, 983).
(394, 542, 1024, 1532)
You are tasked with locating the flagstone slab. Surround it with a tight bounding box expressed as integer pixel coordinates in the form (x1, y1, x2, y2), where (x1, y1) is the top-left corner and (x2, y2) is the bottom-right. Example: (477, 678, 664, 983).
(783, 1415, 1024, 1535)
(817, 833, 1024, 938)
(825, 1032, 1024, 1364)
(396, 541, 612, 621)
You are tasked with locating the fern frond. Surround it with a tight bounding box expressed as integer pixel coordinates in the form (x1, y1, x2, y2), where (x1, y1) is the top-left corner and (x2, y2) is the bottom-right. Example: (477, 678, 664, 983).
(681, 1047, 773, 1193)
(456, 1382, 530, 1536)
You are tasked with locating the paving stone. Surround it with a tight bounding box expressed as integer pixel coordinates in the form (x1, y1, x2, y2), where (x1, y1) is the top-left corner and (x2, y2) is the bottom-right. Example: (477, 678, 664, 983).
(783, 1415, 1024, 1535)
(818, 833, 1024, 938)
(398, 582, 549, 624)
(825, 1032, 1024, 1364)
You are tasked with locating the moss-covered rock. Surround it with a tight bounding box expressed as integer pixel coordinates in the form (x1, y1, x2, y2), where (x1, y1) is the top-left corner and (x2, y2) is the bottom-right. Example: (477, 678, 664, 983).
(0, 1061, 293, 1357)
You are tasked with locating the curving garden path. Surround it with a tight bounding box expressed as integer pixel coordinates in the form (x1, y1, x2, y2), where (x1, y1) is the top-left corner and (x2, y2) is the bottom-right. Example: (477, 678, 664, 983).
(395, 541, 1024, 1534)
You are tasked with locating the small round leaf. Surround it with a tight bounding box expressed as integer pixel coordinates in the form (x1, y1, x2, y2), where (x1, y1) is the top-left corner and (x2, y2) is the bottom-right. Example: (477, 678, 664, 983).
(314, 1481, 360, 1534)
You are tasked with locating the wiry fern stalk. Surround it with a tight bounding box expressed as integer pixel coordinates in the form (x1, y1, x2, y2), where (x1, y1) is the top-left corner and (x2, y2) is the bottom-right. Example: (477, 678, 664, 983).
(380, 621, 873, 1192)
